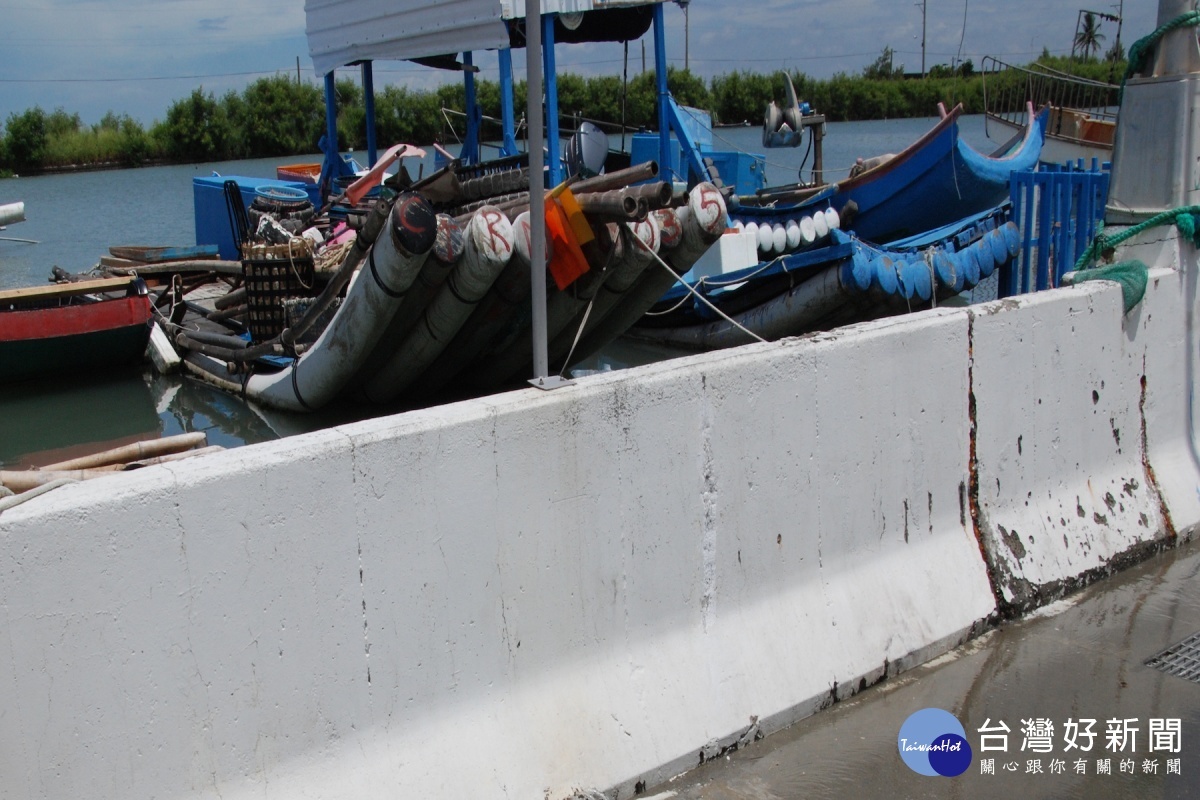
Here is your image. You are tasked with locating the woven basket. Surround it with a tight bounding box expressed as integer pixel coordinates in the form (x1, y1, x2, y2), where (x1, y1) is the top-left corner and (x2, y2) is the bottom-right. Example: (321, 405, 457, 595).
(241, 240, 317, 343)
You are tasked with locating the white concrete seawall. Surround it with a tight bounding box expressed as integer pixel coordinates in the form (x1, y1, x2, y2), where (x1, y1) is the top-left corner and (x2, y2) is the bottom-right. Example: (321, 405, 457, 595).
(1, 253, 1196, 798)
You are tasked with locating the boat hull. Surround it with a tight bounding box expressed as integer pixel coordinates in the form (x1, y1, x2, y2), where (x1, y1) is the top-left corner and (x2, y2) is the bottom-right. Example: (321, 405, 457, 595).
(832, 105, 1045, 243)
(0, 296, 153, 383)
(986, 112, 1111, 166)
(734, 106, 1045, 247)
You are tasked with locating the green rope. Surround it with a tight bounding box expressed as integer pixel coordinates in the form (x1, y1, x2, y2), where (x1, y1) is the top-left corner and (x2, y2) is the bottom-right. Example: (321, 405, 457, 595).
(1074, 206, 1200, 272)
(1121, 11, 1200, 102)
(1062, 14, 1200, 313)
(1069, 205, 1200, 313)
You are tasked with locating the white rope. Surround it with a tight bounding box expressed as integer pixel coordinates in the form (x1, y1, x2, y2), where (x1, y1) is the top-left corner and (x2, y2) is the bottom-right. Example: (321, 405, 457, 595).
(0, 479, 78, 515)
(924, 248, 938, 308)
(631, 231, 767, 344)
(643, 251, 794, 317)
(643, 287, 697, 316)
(558, 293, 598, 378)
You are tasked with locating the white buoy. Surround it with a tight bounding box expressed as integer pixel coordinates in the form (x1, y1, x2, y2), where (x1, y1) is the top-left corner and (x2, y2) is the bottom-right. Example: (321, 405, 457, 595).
(785, 220, 801, 250)
(770, 223, 787, 254)
(757, 223, 773, 253)
(744, 221, 759, 241)
(824, 207, 841, 231)
(799, 215, 817, 246)
(732, 219, 745, 232)
(813, 209, 830, 239)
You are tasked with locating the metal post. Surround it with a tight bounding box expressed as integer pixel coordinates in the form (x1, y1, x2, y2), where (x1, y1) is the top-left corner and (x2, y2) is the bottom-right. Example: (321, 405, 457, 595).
(653, 3, 671, 181)
(361, 61, 378, 168)
(527, 0, 549, 381)
(463, 51, 480, 165)
(542, 15, 561, 186)
(319, 70, 340, 196)
(498, 48, 519, 158)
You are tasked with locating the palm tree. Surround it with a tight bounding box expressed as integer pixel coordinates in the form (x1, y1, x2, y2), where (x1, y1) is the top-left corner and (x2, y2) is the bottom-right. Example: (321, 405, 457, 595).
(1075, 12, 1106, 61)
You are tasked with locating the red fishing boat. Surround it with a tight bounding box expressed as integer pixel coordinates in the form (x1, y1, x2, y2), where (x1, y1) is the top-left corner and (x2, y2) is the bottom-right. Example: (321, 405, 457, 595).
(0, 276, 153, 383)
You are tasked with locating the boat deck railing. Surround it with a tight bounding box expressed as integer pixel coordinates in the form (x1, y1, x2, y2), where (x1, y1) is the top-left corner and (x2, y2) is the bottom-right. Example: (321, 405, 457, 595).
(1002, 159, 1111, 297)
(982, 57, 1119, 145)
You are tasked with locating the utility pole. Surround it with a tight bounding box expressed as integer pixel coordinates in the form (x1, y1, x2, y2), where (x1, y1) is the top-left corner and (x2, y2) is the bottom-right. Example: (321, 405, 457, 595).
(922, 0, 927, 77)
(683, 0, 690, 72)
(1115, 0, 1124, 53)
(917, 0, 927, 77)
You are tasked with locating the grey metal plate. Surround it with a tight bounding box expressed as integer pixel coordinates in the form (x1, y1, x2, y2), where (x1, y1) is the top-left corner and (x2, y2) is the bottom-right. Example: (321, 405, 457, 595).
(1145, 630, 1200, 685)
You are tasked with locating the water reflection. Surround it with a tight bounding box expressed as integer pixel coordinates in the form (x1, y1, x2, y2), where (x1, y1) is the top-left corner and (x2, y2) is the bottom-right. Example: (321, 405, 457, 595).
(0, 368, 161, 468)
(0, 369, 284, 469)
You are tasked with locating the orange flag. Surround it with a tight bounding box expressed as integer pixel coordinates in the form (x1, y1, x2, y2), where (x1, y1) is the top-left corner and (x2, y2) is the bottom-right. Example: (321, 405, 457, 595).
(545, 186, 593, 290)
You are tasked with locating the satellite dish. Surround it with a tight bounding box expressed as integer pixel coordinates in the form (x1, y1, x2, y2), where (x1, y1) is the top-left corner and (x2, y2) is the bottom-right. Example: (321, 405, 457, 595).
(566, 121, 608, 178)
(560, 11, 584, 30)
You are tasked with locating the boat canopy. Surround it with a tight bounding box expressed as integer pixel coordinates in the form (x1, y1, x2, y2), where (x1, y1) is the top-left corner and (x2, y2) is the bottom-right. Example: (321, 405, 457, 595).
(305, 0, 667, 75)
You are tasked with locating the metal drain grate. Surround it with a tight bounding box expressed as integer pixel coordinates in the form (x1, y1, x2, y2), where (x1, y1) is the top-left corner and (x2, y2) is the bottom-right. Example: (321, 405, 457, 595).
(1145, 631, 1200, 685)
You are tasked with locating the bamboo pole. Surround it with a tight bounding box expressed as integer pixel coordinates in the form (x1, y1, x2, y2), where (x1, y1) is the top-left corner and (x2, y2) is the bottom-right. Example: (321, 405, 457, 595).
(123, 446, 225, 470)
(38, 432, 208, 472)
(1, 469, 121, 492)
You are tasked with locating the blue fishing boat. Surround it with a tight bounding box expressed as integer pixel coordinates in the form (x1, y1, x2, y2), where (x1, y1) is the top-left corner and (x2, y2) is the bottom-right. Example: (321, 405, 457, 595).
(737, 103, 1048, 246)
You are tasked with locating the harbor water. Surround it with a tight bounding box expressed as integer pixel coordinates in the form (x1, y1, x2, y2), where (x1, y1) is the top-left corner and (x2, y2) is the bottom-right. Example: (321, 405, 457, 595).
(0, 114, 997, 468)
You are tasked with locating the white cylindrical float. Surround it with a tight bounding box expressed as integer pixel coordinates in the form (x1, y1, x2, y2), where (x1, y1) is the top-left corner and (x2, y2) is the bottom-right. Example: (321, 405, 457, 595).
(243, 193, 438, 412)
(813, 208, 830, 239)
(824, 207, 841, 231)
(799, 216, 818, 247)
(0, 201, 25, 227)
(363, 206, 515, 403)
(785, 220, 802, 251)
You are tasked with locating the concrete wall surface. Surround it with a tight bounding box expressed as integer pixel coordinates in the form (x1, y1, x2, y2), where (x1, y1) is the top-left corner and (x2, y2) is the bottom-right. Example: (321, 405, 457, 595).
(0, 238, 1196, 798)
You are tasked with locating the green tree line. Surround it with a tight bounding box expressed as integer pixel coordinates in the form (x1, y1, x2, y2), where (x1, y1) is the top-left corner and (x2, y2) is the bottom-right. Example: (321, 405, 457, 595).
(0, 54, 1125, 176)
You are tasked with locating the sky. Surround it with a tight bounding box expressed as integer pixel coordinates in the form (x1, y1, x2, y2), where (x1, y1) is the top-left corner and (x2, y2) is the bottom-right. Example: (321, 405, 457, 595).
(0, 0, 1154, 128)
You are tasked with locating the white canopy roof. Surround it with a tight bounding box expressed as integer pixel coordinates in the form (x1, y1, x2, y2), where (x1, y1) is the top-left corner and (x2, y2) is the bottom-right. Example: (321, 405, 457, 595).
(305, 0, 667, 76)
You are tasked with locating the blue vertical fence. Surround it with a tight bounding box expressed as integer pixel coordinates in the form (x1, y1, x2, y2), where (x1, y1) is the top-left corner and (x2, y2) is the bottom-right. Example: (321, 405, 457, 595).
(1002, 160, 1111, 298)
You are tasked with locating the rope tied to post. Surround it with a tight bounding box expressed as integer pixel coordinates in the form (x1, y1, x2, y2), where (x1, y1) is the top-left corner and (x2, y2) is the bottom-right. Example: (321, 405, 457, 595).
(1067, 205, 1200, 313)
(1121, 11, 1200, 102)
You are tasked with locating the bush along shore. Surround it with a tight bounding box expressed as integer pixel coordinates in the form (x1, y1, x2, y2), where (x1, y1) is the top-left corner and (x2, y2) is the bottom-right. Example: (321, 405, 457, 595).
(0, 55, 1125, 177)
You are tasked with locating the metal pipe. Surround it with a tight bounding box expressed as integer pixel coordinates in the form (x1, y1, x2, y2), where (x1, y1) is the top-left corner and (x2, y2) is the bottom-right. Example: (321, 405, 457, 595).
(498, 48, 519, 158)
(527, 0, 548, 380)
(463, 51, 480, 165)
(362, 61, 378, 167)
(320, 71, 339, 200)
(463, 161, 661, 223)
(543, 14, 560, 187)
(653, 4, 672, 180)
(576, 192, 641, 220)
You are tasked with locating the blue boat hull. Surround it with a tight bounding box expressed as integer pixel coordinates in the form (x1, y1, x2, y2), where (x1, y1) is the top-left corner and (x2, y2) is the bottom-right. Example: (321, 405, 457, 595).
(834, 104, 1047, 243)
(728, 105, 1047, 247)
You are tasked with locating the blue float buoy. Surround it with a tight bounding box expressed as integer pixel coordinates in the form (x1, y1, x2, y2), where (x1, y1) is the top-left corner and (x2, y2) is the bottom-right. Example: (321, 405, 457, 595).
(875, 255, 899, 295)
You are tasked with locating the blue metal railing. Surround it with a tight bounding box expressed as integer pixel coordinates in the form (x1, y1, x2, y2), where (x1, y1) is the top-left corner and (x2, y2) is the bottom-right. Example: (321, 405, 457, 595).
(1002, 160, 1111, 298)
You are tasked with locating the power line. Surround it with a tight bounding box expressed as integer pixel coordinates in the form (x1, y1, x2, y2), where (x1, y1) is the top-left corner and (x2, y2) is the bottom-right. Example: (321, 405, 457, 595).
(0, 45, 1072, 86)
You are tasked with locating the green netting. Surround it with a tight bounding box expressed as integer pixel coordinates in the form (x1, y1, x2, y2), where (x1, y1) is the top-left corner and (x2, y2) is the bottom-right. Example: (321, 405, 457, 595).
(1065, 261, 1149, 313)
(1069, 206, 1200, 313)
